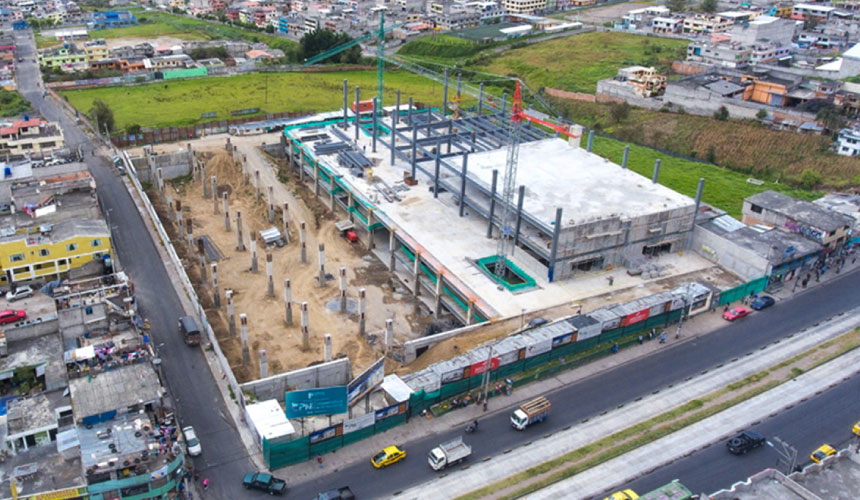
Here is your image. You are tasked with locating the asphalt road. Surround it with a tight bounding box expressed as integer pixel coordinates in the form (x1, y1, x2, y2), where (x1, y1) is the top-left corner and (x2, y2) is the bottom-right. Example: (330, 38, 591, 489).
(624, 371, 860, 497)
(14, 31, 253, 499)
(288, 267, 860, 499)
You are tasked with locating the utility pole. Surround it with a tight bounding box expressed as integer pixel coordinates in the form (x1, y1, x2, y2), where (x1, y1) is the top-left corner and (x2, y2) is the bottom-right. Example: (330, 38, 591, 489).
(768, 436, 798, 475)
(675, 282, 692, 339)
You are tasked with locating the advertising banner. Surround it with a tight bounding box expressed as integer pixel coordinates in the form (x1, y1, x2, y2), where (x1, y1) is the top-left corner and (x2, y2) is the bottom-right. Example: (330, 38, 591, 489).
(285, 386, 348, 418)
(621, 308, 650, 326)
(525, 338, 553, 358)
(469, 357, 500, 377)
(309, 425, 341, 444)
(343, 412, 376, 434)
(552, 332, 575, 347)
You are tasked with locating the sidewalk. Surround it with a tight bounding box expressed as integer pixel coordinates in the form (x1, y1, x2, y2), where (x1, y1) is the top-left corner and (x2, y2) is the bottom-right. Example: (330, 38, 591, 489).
(394, 306, 860, 499)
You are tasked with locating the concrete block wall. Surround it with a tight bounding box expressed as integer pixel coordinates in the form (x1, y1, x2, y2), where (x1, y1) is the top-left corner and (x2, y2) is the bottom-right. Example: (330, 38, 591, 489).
(58, 303, 109, 342)
(691, 225, 769, 281)
(4, 316, 59, 342)
(240, 358, 351, 403)
(138, 150, 193, 183)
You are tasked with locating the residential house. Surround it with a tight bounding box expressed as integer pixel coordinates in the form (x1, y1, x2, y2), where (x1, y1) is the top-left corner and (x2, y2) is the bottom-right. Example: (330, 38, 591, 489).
(687, 41, 751, 68)
(743, 190, 853, 251)
(613, 66, 666, 96)
(502, 0, 546, 14)
(245, 49, 272, 61)
(38, 44, 87, 69)
(651, 16, 682, 34)
(836, 127, 860, 156)
(82, 38, 108, 62)
(0, 118, 65, 156)
(791, 3, 834, 22)
(209, 0, 226, 11)
(682, 14, 732, 34)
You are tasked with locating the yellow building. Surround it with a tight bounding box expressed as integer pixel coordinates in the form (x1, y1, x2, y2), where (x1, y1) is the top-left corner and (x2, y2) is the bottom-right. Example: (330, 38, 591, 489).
(83, 39, 109, 62)
(0, 170, 111, 285)
(0, 219, 111, 284)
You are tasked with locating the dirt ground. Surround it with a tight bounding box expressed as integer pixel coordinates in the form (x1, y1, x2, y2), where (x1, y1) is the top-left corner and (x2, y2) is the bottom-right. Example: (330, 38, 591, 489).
(561, 2, 655, 25)
(103, 36, 188, 50)
(154, 149, 436, 382)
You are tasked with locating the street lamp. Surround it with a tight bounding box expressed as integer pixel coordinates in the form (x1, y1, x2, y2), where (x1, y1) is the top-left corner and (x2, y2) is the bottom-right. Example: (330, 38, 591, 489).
(675, 282, 693, 339)
(767, 436, 798, 475)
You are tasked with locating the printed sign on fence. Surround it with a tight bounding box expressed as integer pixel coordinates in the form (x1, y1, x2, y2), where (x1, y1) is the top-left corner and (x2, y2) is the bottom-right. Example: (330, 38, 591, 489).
(343, 412, 375, 434)
(285, 386, 348, 418)
(347, 357, 384, 406)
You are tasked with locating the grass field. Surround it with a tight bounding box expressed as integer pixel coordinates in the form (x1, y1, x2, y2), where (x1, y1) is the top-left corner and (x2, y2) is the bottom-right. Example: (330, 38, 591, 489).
(61, 70, 455, 130)
(475, 32, 686, 93)
(557, 99, 860, 188)
(590, 135, 819, 218)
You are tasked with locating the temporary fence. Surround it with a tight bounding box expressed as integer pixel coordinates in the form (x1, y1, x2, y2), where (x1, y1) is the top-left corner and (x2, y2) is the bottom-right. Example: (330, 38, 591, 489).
(717, 276, 768, 306)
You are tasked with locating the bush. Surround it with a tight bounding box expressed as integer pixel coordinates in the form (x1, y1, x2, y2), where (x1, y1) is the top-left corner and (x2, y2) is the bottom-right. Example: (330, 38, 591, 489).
(798, 168, 822, 189)
(713, 106, 729, 121)
(756, 109, 768, 120)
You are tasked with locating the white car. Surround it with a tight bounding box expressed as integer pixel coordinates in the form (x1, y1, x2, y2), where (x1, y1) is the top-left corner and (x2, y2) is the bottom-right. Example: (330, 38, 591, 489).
(6, 285, 33, 302)
(183, 426, 202, 457)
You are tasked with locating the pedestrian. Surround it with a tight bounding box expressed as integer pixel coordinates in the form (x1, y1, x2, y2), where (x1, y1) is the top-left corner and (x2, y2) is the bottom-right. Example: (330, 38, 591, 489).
(724, 305, 729, 313)
(316, 455, 323, 469)
(194, 472, 199, 482)
(202, 478, 209, 490)
(660, 333, 667, 344)
(638, 335, 643, 345)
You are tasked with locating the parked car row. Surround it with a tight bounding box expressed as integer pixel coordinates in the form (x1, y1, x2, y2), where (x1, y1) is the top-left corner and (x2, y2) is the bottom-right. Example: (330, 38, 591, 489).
(722, 295, 776, 322)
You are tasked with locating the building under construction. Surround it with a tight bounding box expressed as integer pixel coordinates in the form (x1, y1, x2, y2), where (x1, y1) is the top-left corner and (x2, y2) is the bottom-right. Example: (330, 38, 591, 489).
(280, 80, 703, 324)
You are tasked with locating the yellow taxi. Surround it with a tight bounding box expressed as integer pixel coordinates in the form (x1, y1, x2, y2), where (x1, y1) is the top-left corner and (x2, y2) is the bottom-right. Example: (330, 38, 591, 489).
(810, 444, 836, 464)
(604, 490, 638, 500)
(371, 445, 406, 468)
(853, 420, 860, 437)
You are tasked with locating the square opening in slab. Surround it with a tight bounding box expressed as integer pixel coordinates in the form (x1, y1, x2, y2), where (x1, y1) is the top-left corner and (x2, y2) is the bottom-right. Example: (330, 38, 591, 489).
(476, 256, 536, 292)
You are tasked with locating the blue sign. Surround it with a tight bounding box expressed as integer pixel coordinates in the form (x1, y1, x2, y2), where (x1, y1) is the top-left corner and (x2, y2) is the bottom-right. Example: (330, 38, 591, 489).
(285, 386, 348, 418)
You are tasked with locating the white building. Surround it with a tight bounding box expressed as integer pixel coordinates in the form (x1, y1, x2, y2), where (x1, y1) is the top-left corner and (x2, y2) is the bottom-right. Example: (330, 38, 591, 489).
(502, 0, 546, 14)
(836, 127, 860, 156)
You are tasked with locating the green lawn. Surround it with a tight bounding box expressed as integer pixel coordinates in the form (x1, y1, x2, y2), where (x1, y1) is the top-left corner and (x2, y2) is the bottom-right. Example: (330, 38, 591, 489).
(476, 32, 686, 93)
(591, 135, 819, 218)
(60, 70, 455, 130)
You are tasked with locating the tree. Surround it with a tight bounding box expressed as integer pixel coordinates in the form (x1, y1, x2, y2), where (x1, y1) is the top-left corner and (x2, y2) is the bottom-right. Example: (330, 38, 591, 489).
(609, 101, 630, 123)
(705, 145, 716, 163)
(713, 106, 729, 121)
(816, 105, 844, 136)
(265, 24, 275, 33)
(701, 0, 718, 13)
(126, 123, 141, 136)
(90, 99, 115, 133)
(298, 29, 361, 64)
(667, 0, 687, 13)
(756, 109, 768, 120)
(798, 168, 822, 189)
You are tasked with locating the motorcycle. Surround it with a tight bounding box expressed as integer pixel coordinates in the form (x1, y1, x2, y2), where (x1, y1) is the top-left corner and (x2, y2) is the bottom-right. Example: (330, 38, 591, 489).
(465, 421, 478, 433)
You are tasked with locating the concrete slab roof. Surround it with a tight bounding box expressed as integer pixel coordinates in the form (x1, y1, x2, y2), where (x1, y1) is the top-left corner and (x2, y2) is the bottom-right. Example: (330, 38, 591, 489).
(69, 362, 161, 421)
(792, 452, 860, 498)
(6, 390, 68, 436)
(0, 440, 85, 500)
(724, 226, 822, 263)
(465, 138, 694, 227)
(746, 190, 854, 232)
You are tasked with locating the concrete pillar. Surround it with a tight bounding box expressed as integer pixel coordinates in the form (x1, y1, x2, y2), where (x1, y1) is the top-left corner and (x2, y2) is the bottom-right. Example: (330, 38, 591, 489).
(434, 271, 444, 319)
(547, 208, 564, 283)
(255, 170, 262, 202)
(329, 176, 335, 212)
(487, 170, 498, 238)
(259, 349, 268, 379)
(367, 209, 375, 250)
(652, 159, 661, 184)
(318, 243, 326, 287)
(240, 313, 250, 365)
(175, 200, 182, 228)
(201, 164, 208, 198)
(358, 288, 366, 336)
(235, 210, 245, 251)
(622, 145, 630, 169)
(343, 79, 349, 129)
(569, 124, 583, 149)
(689, 178, 706, 247)
(298, 148, 305, 182)
(211, 262, 220, 308)
(514, 185, 525, 247)
(222, 192, 229, 219)
(384, 319, 393, 353)
(185, 218, 194, 254)
(284, 279, 293, 325)
(459, 153, 468, 217)
(466, 299, 475, 326)
(412, 251, 421, 297)
(226, 290, 236, 337)
(268, 186, 275, 223)
(250, 232, 258, 272)
(166, 194, 174, 222)
(354, 86, 361, 141)
(266, 253, 274, 298)
(300, 221, 308, 264)
(323, 334, 332, 362)
(197, 239, 207, 281)
(300, 302, 310, 350)
(347, 192, 354, 222)
(156, 168, 165, 205)
(339, 267, 347, 313)
(282, 202, 291, 244)
(313, 160, 320, 197)
(388, 229, 397, 271)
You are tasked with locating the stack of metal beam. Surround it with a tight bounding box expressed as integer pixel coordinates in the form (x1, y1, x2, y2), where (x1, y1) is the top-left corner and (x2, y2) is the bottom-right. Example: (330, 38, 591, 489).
(338, 150, 372, 178)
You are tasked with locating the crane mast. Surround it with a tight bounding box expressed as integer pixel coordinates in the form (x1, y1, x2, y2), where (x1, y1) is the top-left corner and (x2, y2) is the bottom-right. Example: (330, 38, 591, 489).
(493, 81, 524, 278)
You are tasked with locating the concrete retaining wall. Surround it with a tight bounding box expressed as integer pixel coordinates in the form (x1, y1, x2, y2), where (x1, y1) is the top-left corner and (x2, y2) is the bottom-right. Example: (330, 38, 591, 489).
(402, 322, 491, 363)
(4, 316, 59, 342)
(239, 358, 352, 403)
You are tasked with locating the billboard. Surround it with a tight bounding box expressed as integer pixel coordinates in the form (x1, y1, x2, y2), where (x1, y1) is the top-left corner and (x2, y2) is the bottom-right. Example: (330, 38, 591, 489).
(621, 308, 650, 326)
(347, 357, 385, 406)
(469, 357, 499, 377)
(284, 386, 348, 418)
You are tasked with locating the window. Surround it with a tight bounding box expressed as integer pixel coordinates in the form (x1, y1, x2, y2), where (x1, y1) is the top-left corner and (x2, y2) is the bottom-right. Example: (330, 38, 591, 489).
(67, 243, 77, 251)
(38, 248, 49, 257)
(750, 203, 763, 214)
(91, 239, 101, 247)
(10, 253, 24, 262)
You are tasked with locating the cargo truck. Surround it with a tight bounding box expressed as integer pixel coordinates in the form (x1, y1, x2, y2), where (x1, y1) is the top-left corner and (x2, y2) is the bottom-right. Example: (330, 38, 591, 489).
(511, 396, 551, 430)
(428, 436, 472, 471)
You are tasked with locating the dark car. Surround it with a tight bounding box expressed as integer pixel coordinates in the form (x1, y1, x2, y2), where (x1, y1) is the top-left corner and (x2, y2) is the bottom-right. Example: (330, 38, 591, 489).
(727, 430, 766, 455)
(242, 472, 287, 496)
(750, 295, 775, 310)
